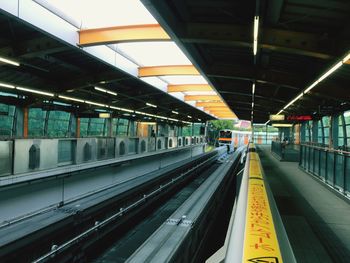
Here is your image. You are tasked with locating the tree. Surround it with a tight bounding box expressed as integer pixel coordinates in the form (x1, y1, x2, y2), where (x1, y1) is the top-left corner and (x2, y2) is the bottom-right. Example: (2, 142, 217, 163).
(209, 120, 234, 130)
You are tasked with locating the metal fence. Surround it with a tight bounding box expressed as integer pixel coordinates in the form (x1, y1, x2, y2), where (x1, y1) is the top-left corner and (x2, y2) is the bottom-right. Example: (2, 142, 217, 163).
(300, 144, 350, 196)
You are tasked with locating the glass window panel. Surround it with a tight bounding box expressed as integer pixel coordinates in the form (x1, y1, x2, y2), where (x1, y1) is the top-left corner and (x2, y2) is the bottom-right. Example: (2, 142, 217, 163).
(182, 125, 192, 136)
(117, 118, 128, 136)
(47, 111, 70, 137)
(89, 118, 105, 136)
(28, 108, 47, 137)
(80, 118, 89, 137)
(344, 111, 350, 125)
(0, 103, 15, 136)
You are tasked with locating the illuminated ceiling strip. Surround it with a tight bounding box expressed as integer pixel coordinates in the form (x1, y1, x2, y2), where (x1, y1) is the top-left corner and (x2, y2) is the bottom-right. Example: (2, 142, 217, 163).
(59, 95, 84, 103)
(85, 100, 106, 107)
(167, 84, 212, 92)
(16, 86, 54, 97)
(138, 65, 200, 77)
(0, 56, 20, 66)
(196, 102, 225, 107)
(184, 95, 221, 101)
(0, 82, 15, 89)
(172, 110, 179, 114)
(146, 102, 157, 108)
(94, 86, 117, 96)
(253, 16, 259, 56)
(252, 83, 255, 94)
(79, 24, 170, 46)
(276, 51, 350, 114)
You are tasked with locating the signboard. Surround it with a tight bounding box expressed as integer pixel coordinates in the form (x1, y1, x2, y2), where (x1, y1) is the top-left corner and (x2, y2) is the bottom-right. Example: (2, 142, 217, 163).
(269, 115, 285, 121)
(99, 113, 111, 118)
(286, 115, 312, 121)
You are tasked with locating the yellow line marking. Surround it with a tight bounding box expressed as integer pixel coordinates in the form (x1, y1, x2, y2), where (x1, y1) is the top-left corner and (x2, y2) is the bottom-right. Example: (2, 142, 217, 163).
(243, 151, 283, 263)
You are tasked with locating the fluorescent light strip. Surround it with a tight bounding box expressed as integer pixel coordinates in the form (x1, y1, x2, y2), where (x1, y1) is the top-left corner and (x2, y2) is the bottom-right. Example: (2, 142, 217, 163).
(94, 86, 117, 96)
(187, 115, 192, 118)
(172, 110, 179, 114)
(0, 82, 15, 89)
(119, 107, 134, 113)
(275, 51, 350, 114)
(85, 100, 106, 107)
(252, 83, 255, 94)
(0, 56, 20, 66)
(59, 95, 84, 103)
(146, 102, 157, 108)
(304, 81, 319, 93)
(17, 86, 54, 97)
(317, 61, 342, 83)
(253, 16, 259, 56)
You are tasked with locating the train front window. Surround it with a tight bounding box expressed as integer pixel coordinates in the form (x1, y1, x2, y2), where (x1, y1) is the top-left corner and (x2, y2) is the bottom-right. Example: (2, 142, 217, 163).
(219, 131, 232, 138)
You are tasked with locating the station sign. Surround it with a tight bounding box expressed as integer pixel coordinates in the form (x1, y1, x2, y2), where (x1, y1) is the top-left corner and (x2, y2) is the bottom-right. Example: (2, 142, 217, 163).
(269, 114, 285, 121)
(99, 113, 111, 118)
(286, 115, 312, 121)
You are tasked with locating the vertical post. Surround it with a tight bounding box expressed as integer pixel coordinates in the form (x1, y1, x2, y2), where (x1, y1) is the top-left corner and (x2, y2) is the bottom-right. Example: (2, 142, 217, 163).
(23, 107, 28, 138)
(106, 117, 113, 137)
(76, 117, 80, 138)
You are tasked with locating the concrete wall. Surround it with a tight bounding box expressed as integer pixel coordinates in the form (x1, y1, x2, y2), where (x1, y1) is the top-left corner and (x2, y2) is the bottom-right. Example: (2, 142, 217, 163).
(13, 139, 58, 174)
(0, 141, 12, 176)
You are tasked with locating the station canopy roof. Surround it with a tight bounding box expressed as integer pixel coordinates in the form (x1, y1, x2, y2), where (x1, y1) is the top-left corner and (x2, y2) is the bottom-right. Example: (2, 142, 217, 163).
(0, 0, 237, 123)
(143, 0, 350, 124)
(0, 0, 349, 124)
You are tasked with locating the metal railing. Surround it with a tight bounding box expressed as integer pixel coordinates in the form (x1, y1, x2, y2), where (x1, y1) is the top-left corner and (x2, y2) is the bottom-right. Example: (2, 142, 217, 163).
(300, 144, 350, 197)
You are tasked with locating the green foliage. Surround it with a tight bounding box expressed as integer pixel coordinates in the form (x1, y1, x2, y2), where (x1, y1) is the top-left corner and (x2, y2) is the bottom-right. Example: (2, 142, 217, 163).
(209, 120, 233, 130)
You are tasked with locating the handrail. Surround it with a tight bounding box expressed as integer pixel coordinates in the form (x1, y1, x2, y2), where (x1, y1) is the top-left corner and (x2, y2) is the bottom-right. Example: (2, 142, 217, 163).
(301, 143, 350, 155)
(208, 143, 296, 262)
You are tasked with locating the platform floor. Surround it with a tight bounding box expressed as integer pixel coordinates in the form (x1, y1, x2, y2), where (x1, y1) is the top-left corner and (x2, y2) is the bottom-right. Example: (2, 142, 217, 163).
(257, 145, 350, 263)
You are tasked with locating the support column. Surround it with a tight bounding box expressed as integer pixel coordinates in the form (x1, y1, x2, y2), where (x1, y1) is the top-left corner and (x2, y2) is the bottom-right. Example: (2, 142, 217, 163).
(76, 117, 80, 138)
(23, 107, 28, 138)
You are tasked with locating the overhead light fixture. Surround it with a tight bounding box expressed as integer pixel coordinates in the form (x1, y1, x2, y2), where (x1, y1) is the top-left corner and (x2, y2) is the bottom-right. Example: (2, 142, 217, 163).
(252, 102, 254, 108)
(119, 107, 134, 113)
(272, 123, 293, 128)
(252, 83, 255, 94)
(138, 121, 156, 125)
(146, 102, 157, 108)
(85, 100, 105, 107)
(168, 117, 179, 122)
(264, 120, 270, 125)
(277, 110, 284, 115)
(0, 56, 20, 66)
(304, 80, 319, 93)
(317, 61, 342, 83)
(16, 86, 54, 97)
(253, 16, 259, 56)
(198, 118, 201, 121)
(94, 86, 117, 96)
(0, 82, 15, 89)
(58, 95, 84, 103)
(172, 110, 179, 114)
(276, 51, 350, 115)
(187, 115, 192, 118)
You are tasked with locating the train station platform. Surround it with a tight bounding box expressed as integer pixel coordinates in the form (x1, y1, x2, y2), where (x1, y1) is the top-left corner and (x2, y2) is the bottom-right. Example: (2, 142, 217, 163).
(257, 145, 350, 263)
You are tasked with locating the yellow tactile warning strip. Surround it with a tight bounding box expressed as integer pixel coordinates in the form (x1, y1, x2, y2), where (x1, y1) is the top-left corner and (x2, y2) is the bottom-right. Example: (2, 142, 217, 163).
(242, 150, 283, 263)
